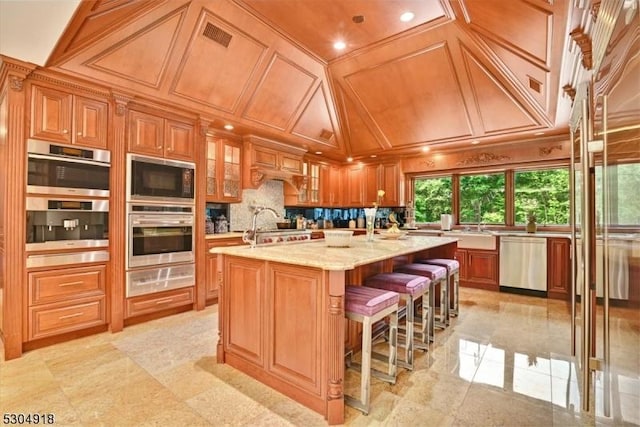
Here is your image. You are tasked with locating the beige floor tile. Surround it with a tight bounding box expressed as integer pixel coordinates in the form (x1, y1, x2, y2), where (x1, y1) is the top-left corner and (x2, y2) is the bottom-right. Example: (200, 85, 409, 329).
(1, 288, 637, 426)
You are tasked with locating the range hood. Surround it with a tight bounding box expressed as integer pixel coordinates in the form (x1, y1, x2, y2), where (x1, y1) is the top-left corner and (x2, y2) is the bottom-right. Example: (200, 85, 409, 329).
(247, 166, 307, 191)
(243, 135, 308, 191)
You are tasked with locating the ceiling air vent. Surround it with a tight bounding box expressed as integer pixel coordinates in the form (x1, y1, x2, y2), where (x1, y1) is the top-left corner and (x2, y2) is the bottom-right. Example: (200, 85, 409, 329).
(528, 76, 542, 93)
(203, 23, 232, 48)
(319, 129, 334, 140)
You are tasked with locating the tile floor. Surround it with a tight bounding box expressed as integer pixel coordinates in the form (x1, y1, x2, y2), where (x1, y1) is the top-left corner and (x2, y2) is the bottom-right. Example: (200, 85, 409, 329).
(1, 288, 638, 426)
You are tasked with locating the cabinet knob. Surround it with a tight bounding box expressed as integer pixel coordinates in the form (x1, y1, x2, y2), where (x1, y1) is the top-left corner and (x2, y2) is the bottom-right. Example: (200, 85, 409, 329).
(63, 129, 69, 134)
(157, 145, 162, 149)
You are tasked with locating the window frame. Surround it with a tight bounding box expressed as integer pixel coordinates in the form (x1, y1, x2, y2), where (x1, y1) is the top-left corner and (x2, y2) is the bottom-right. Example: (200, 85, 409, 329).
(410, 163, 573, 230)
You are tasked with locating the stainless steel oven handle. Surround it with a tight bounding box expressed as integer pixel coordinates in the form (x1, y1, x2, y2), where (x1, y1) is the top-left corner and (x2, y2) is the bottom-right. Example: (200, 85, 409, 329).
(131, 219, 193, 226)
(28, 153, 110, 167)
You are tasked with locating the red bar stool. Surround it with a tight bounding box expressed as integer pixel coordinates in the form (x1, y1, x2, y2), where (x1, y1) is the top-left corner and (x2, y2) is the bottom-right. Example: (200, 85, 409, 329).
(417, 258, 460, 317)
(363, 272, 432, 370)
(394, 263, 449, 329)
(344, 285, 399, 415)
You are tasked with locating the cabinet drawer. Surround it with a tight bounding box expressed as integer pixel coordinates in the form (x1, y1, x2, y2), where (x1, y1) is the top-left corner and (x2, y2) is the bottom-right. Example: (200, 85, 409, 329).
(29, 265, 106, 305)
(28, 297, 106, 340)
(125, 287, 194, 318)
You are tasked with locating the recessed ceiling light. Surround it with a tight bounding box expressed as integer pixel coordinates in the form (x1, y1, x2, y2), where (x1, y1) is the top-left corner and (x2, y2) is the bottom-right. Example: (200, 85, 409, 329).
(400, 11, 415, 22)
(333, 41, 346, 50)
(471, 140, 480, 145)
(224, 124, 234, 131)
(422, 146, 430, 152)
(347, 156, 353, 162)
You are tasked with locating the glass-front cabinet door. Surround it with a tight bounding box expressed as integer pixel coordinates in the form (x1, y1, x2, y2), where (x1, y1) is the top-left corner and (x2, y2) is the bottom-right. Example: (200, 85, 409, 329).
(206, 136, 242, 203)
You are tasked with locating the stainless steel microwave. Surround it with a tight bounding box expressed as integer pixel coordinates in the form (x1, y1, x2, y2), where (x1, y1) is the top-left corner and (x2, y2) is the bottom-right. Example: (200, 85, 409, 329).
(127, 154, 195, 204)
(27, 139, 110, 197)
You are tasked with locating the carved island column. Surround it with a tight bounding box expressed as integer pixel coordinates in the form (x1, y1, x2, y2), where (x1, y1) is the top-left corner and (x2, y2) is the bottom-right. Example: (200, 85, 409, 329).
(326, 270, 345, 424)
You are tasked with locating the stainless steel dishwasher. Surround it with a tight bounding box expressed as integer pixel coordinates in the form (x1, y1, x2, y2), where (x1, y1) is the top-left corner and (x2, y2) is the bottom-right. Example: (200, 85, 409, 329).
(499, 236, 547, 291)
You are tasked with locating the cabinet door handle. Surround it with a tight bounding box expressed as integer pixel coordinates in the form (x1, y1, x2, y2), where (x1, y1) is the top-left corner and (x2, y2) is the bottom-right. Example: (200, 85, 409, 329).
(59, 312, 83, 320)
(62, 129, 69, 134)
(59, 280, 83, 288)
(155, 298, 174, 305)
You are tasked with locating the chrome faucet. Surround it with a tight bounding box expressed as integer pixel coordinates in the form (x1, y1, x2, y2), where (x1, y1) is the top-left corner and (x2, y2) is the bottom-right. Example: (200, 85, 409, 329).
(243, 205, 280, 248)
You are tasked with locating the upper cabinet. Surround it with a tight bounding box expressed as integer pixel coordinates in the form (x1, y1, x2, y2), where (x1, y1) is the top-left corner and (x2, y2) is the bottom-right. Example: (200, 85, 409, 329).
(323, 164, 343, 207)
(345, 164, 365, 206)
(31, 84, 108, 149)
(379, 163, 404, 207)
(344, 162, 405, 207)
(284, 159, 325, 206)
(242, 135, 306, 191)
(206, 135, 242, 202)
(128, 110, 194, 161)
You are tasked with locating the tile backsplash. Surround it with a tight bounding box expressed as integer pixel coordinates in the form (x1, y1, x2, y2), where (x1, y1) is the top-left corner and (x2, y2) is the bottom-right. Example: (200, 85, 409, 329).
(229, 180, 285, 231)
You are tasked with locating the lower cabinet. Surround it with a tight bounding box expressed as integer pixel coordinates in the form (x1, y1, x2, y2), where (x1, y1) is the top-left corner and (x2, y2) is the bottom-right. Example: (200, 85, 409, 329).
(221, 257, 325, 395)
(125, 287, 194, 318)
(27, 264, 107, 340)
(206, 236, 246, 304)
(547, 237, 571, 300)
(455, 248, 499, 291)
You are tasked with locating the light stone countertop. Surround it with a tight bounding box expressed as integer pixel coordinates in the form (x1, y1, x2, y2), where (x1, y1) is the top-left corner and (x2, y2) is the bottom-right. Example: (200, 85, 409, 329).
(209, 235, 459, 271)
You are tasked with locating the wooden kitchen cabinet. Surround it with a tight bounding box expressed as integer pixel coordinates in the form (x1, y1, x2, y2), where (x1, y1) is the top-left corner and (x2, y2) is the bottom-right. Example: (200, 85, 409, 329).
(242, 135, 306, 190)
(380, 162, 404, 206)
(321, 164, 343, 206)
(455, 248, 499, 291)
(26, 264, 107, 341)
(364, 164, 380, 206)
(206, 136, 242, 202)
(246, 139, 304, 174)
(345, 164, 365, 206)
(285, 159, 324, 206)
(125, 287, 194, 318)
(206, 237, 246, 304)
(547, 237, 571, 300)
(128, 110, 194, 161)
(362, 162, 404, 207)
(31, 84, 108, 149)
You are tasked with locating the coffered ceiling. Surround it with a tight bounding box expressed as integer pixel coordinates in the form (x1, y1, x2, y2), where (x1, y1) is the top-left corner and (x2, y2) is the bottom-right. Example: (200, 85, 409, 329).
(37, 0, 578, 161)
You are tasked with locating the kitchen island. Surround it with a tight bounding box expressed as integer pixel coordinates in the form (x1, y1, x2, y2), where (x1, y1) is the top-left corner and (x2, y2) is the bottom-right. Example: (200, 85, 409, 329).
(210, 235, 457, 424)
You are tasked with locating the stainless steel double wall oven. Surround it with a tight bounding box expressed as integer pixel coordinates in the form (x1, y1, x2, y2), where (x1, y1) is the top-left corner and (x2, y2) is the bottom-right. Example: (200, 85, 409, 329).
(125, 154, 196, 298)
(26, 139, 110, 268)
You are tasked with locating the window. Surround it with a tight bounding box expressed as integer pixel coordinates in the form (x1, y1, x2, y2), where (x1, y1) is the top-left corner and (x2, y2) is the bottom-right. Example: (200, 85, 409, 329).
(413, 176, 452, 222)
(514, 169, 569, 225)
(459, 173, 505, 224)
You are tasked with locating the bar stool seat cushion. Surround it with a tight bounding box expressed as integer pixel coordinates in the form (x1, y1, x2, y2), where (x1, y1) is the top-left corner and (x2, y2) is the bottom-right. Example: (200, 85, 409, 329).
(417, 258, 460, 272)
(395, 263, 447, 282)
(364, 272, 429, 297)
(345, 285, 399, 317)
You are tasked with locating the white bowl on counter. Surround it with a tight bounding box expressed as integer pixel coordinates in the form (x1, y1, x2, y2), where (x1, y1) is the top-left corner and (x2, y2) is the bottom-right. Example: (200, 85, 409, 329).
(323, 230, 354, 247)
(379, 230, 409, 240)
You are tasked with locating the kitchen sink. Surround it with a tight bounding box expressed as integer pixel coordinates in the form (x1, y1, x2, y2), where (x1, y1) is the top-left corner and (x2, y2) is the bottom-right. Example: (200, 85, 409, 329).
(441, 231, 497, 250)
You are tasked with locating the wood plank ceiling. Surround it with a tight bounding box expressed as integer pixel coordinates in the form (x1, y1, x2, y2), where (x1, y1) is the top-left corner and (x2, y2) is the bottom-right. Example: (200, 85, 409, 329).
(46, 0, 575, 161)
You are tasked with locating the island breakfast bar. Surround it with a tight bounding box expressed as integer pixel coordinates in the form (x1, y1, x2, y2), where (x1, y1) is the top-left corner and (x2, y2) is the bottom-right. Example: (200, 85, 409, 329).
(210, 235, 458, 424)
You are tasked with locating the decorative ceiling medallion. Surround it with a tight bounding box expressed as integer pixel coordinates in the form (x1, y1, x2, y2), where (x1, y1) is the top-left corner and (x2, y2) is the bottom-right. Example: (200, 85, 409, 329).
(456, 152, 512, 166)
(539, 145, 562, 156)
